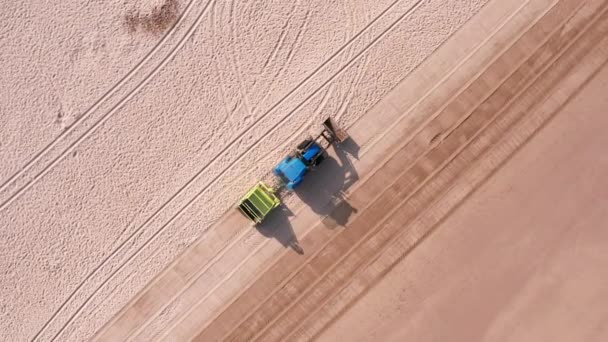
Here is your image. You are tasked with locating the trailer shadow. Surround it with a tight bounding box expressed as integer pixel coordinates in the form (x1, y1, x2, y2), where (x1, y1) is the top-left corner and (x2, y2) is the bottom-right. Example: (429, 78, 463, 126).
(256, 205, 304, 255)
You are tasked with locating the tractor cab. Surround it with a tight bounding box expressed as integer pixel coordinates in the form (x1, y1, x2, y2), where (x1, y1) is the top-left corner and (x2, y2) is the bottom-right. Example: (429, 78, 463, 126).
(273, 137, 327, 190)
(273, 118, 347, 191)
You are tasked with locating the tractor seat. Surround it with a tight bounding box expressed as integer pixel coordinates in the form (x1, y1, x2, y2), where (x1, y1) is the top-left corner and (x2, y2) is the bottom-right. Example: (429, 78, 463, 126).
(301, 142, 322, 163)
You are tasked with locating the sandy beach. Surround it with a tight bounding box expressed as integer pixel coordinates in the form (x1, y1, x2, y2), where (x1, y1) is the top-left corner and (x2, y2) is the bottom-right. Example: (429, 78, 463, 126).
(2, 0, 607, 341)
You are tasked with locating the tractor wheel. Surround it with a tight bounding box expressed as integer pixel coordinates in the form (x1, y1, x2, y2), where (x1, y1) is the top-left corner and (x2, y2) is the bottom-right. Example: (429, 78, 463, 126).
(297, 138, 313, 152)
(313, 153, 326, 166)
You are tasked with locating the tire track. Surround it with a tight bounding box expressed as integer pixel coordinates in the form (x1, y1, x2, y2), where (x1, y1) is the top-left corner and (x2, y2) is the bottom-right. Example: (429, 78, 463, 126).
(0, 0, 201, 208)
(226, 0, 253, 117)
(332, 2, 379, 123)
(211, 6, 240, 132)
(262, 6, 608, 340)
(251, 0, 301, 115)
(195, 1, 592, 340)
(260, 4, 297, 70)
(252, 2, 310, 117)
(334, 55, 369, 122)
(29, 2, 219, 340)
(294, 34, 608, 342)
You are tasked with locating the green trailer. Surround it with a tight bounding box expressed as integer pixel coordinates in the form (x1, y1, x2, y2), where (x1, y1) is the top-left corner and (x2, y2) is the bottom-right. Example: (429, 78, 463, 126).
(237, 182, 281, 224)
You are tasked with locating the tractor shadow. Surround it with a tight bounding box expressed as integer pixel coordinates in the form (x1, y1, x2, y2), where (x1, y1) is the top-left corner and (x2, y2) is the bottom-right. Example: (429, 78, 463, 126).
(295, 137, 360, 228)
(256, 205, 304, 254)
(255, 138, 360, 255)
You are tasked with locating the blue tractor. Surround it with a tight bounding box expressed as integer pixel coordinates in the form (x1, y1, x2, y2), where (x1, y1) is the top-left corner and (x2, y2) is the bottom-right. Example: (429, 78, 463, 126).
(273, 118, 348, 191)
